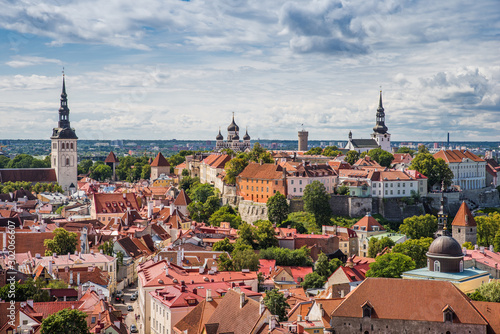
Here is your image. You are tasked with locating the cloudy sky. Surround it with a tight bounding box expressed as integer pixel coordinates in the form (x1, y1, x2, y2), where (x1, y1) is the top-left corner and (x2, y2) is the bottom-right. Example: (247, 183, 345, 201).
(0, 0, 499, 142)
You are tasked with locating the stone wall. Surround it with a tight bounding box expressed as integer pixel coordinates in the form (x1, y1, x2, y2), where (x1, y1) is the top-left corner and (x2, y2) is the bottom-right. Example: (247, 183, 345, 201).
(329, 195, 349, 216)
(221, 185, 239, 206)
(348, 197, 372, 217)
(238, 200, 268, 224)
(373, 197, 425, 222)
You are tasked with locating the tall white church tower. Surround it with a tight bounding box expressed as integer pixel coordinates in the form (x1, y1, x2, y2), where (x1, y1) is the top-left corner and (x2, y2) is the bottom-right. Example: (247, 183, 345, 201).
(51, 73, 78, 193)
(371, 91, 391, 152)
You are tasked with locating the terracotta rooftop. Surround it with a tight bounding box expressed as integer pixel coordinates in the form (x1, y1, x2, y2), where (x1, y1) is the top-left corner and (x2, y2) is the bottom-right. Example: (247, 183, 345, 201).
(174, 298, 221, 334)
(352, 214, 385, 232)
(174, 189, 192, 206)
(92, 192, 139, 214)
(433, 150, 485, 163)
(151, 152, 170, 167)
(0, 168, 57, 183)
(332, 277, 488, 325)
(452, 201, 477, 227)
(104, 151, 119, 163)
(238, 162, 285, 180)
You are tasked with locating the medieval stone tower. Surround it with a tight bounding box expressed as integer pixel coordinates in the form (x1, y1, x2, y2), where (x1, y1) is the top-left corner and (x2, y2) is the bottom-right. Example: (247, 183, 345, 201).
(51, 73, 78, 194)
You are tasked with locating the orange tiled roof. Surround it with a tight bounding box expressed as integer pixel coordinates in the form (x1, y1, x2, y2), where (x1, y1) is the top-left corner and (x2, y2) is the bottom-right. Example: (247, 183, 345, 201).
(433, 150, 485, 163)
(92, 192, 139, 214)
(452, 201, 477, 227)
(238, 162, 284, 180)
(104, 151, 119, 163)
(151, 152, 170, 167)
(352, 214, 385, 232)
(174, 189, 192, 206)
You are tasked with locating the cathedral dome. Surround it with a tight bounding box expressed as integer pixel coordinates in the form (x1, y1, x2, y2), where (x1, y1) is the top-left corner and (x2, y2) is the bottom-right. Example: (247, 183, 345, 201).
(227, 115, 239, 132)
(243, 131, 250, 141)
(427, 236, 463, 258)
(232, 133, 239, 140)
(216, 130, 223, 140)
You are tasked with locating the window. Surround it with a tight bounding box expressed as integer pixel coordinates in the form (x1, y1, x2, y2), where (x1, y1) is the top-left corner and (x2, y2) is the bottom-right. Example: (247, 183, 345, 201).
(70, 143, 74, 149)
(66, 157, 70, 166)
(23, 320, 28, 325)
(294, 188, 296, 192)
(434, 260, 441, 272)
(299, 180, 302, 185)
(460, 260, 464, 272)
(291, 180, 294, 184)
(390, 190, 393, 195)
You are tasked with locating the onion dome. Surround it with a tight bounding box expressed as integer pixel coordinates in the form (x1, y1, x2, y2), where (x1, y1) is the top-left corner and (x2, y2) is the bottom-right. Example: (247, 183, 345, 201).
(227, 113, 239, 132)
(216, 128, 223, 140)
(232, 133, 239, 140)
(243, 128, 250, 141)
(427, 236, 463, 258)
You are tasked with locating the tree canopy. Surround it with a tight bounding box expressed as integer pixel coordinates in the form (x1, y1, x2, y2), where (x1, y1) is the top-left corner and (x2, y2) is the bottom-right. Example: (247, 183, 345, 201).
(365, 253, 416, 278)
(209, 205, 242, 228)
(367, 148, 394, 167)
(282, 211, 319, 234)
(267, 191, 289, 225)
(409, 153, 453, 190)
(264, 288, 290, 322)
(302, 252, 342, 289)
(224, 157, 248, 185)
(368, 236, 395, 258)
(392, 237, 433, 268)
(345, 150, 360, 165)
(399, 214, 438, 239)
(259, 246, 313, 267)
(41, 308, 90, 334)
(303, 181, 332, 227)
(44, 228, 78, 256)
(0, 154, 50, 169)
(467, 281, 500, 303)
(476, 212, 500, 247)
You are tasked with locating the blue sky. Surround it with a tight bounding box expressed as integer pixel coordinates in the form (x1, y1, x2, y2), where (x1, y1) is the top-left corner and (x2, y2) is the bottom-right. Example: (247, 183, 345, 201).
(0, 0, 499, 142)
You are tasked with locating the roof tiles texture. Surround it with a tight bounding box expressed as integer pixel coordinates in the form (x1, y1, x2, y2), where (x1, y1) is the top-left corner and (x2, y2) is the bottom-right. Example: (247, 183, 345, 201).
(434, 150, 485, 163)
(452, 201, 477, 227)
(151, 152, 170, 167)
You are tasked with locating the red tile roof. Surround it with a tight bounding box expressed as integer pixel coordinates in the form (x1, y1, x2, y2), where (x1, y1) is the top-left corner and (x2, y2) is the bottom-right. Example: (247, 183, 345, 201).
(104, 151, 119, 163)
(151, 152, 170, 167)
(332, 278, 487, 325)
(337, 263, 370, 282)
(452, 201, 477, 227)
(238, 162, 285, 180)
(174, 189, 192, 206)
(434, 150, 485, 163)
(0, 168, 57, 183)
(92, 192, 139, 214)
(352, 214, 385, 232)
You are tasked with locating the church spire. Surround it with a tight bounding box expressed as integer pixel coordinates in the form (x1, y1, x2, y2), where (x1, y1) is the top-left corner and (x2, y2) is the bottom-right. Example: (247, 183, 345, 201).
(373, 90, 388, 134)
(58, 72, 71, 129)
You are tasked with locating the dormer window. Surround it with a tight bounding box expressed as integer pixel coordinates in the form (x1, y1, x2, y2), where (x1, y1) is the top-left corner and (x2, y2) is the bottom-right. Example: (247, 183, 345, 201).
(361, 301, 373, 318)
(434, 260, 441, 272)
(443, 305, 454, 323)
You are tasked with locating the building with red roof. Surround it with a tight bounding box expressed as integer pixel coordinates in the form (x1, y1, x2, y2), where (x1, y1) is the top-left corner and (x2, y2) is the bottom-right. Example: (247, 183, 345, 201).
(452, 201, 477, 246)
(236, 162, 287, 203)
(433, 149, 486, 190)
(90, 192, 140, 223)
(352, 214, 386, 257)
(150, 152, 171, 180)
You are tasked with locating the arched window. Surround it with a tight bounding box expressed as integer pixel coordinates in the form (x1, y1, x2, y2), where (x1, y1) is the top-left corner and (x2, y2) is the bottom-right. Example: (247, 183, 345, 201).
(460, 260, 464, 272)
(70, 143, 74, 150)
(62, 143, 65, 149)
(427, 259, 430, 270)
(434, 260, 441, 272)
(66, 157, 70, 166)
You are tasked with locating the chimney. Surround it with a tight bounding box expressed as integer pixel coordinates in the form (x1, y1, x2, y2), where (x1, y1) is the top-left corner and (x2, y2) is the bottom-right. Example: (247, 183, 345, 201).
(68, 252, 71, 261)
(77, 272, 80, 285)
(95, 235, 98, 247)
(490, 245, 494, 252)
(206, 289, 212, 302)
(340, 290, 345, 298)
(259, 297, 265, 315)
(193, 288, 197, 295)
(268, 315, 277, 331)
(240, 292, 245, 308)
(48, 260, 53, 274)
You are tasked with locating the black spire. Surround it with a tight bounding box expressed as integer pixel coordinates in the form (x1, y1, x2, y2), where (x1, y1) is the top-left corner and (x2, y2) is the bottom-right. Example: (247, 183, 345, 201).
(373, 90, 388, 134)
(216, 127, 223, 140)
(243, 127, 250, 141)
(51, 72, 77, 139)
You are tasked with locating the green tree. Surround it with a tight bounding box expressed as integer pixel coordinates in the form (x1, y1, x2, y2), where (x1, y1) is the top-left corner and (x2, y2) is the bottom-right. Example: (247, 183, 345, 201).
(336, 184, 350, 196)
(263, 288, 290, 321)
(322, 146, 340, 157)
(476, 213, 500, 247)
(237, 222, 257, 248)
(365, 253, 416, 278)
(396, 147, 415, 155)
(345, 150, 360, 165)
(216, 252, 234, 271)
(301, 272, 326, 290)
(232, 246, 260, 271)
(179, 176, 200, 192)
(418, 145, 429, 154)
(181, 169, 190, 177)
(0, 155, 10, 168)
(89, 164, 112, 181)
(168, 154, 185, 169)
(306, 147, 323, 155)
(209, 205, 242, 228)
(44, 228, 78, 256)
(98, 240, 114, 256)
(314, 252, 332, 278)
(367, 148, 394, 168)
(409, 153, 453, 190)
(188, 183, 215, 203)
(0, 279, 50, 302)
(141, 164, 151, 180)
(224, 157, 248, 185)
(254, 220, 279, 249)
(247, 143, 273, 163)
(494, 230, 500, 252)
(282, 211, 318, 234)
(259, 246, 313, 267)
(392, 237, 433, 268)
(41, 308, 90, 334)
(468, 281, 500, 303)
(463, 241, 475, 250)
(368, 236, 395, 258)
(303, 181, 332, 227)
(212, 237, 234, 253)
(399, 214, 438, 240)
(267, 191, 289, 225)
(77, 159, 93, 175)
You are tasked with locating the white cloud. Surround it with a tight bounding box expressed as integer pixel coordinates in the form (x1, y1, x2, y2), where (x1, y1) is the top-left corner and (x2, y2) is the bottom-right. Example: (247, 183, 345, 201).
(6, 56, 62, 68)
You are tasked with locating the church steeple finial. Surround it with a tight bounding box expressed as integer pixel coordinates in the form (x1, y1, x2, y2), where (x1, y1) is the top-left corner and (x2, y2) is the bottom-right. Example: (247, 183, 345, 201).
(378, 90, 383, 112)
(373, 90, 388, 134)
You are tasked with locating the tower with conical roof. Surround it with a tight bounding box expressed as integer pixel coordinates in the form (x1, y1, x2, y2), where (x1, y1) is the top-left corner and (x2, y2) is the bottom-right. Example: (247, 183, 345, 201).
(51, 72, 78, 194)
(370, 91, 391, 152)
(452, 201, 477, 246)
(150, 152, 170, 180)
